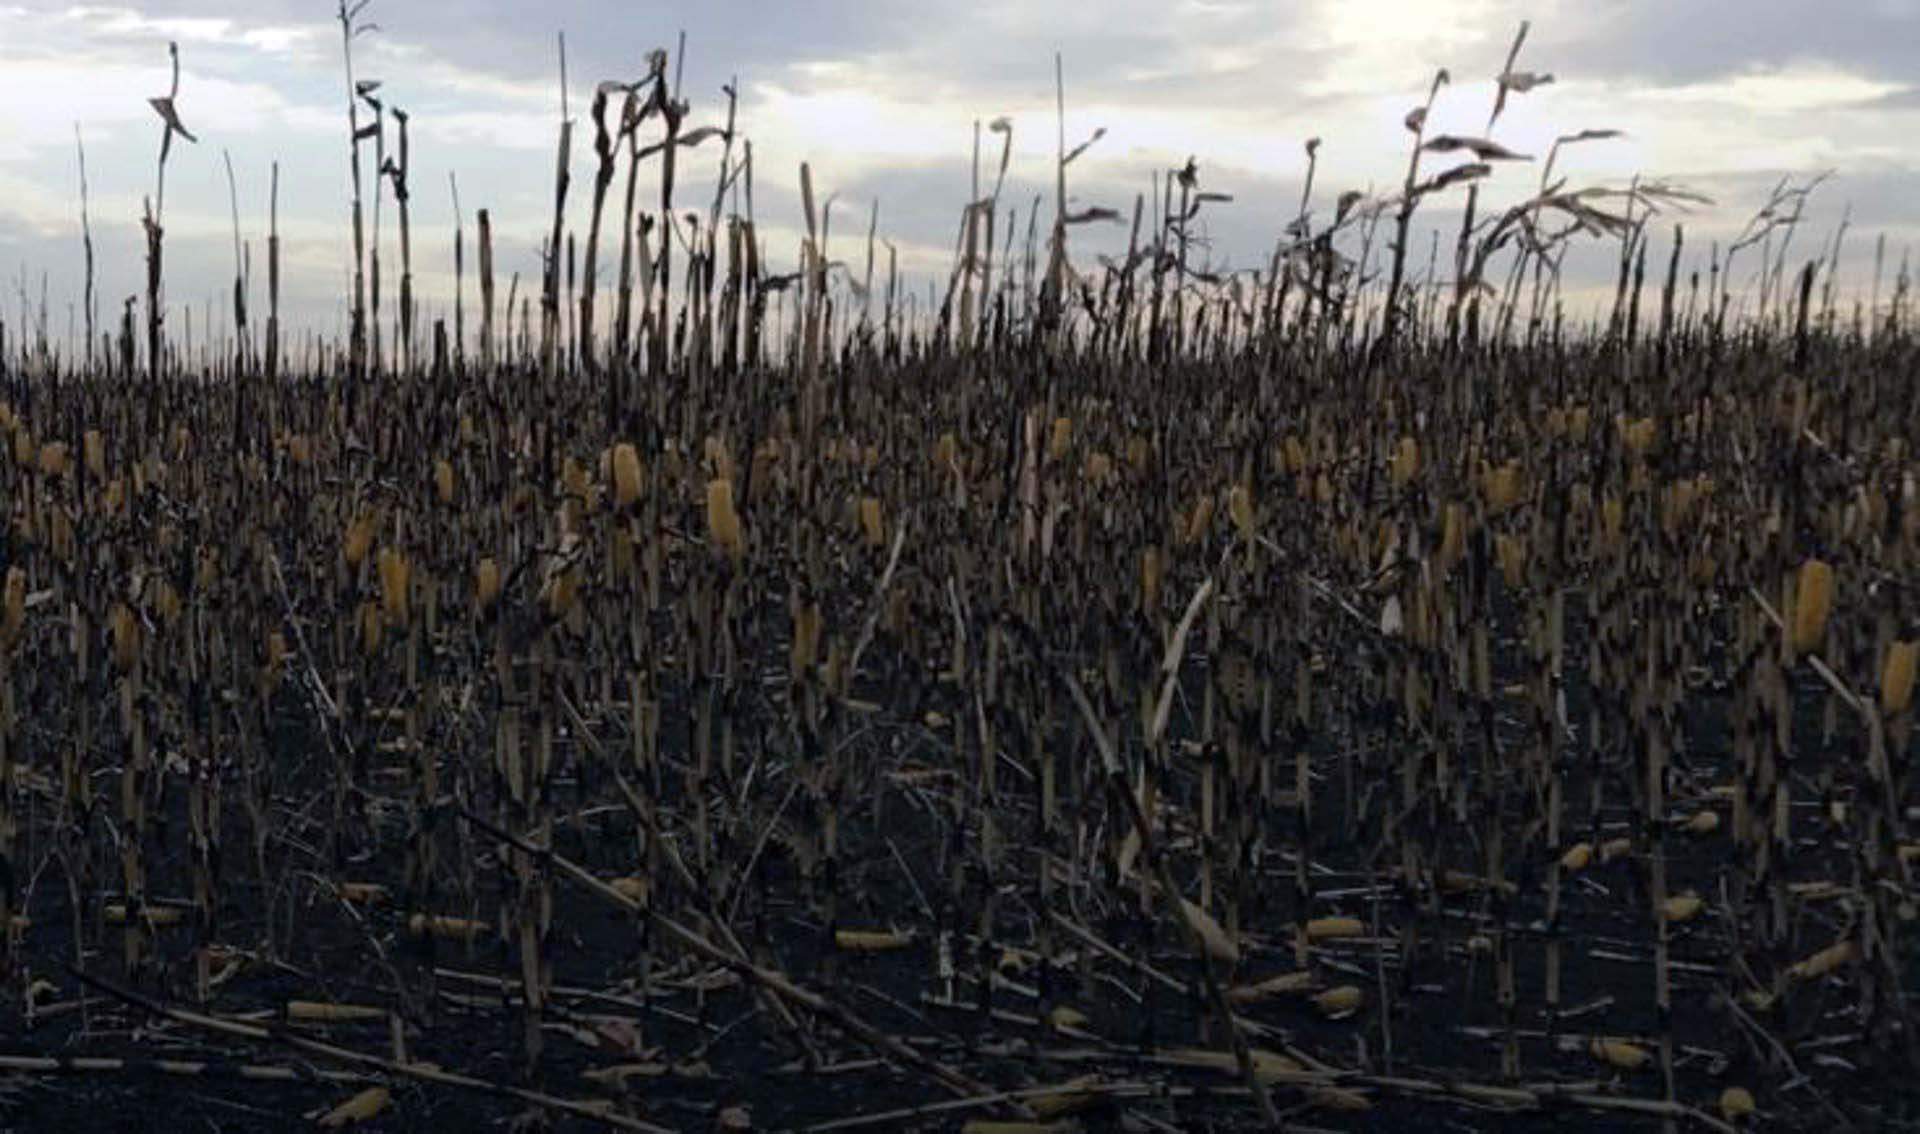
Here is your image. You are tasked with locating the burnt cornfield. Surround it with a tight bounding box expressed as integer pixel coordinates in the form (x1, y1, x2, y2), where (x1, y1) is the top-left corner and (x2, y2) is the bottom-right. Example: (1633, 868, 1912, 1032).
(0, 18, 1917, 1134)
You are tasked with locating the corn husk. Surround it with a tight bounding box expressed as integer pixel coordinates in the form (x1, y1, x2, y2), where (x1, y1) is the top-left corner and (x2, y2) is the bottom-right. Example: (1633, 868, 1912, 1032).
(1497, 533, 1529, 588)
(1560, 842, 1593, 873)
(475, 557, 502, 610)
(38, 442, 68, 478)
(1483, 461, 1522, 512)
(110, 602, 140, 670)
(151, 579, 181, 624)
(1390, 436, 1418, 488)
(1127, 434, 1152, 474)
(343, 512, 376, 569)
(1618, 414, 1656, 456)
(1141, 547, 1162, 612)
(936, 431, 958, 468)
(12, 426, 33, 468)
(316, 1087, 391, 1128)
(378, 547, 410, 625)
(1882, 640, 1916, 714)
(1662, 894, 1703, 923)
(859, 496, 885, 548)
(1049, 417, 1072, 461)
(1791, 559, 1834, 654)
(434, 458, 455, 505)
(1227, 971, 1315, 1003)
(610, 442, 644, 507)
(1162, 1047, 1303, 1084)
(1084, 451, 1111, 484)
(1788, 940, 1856, 981)
(707, 478, 743, 560)
(1684, 809, 1720, 835)
(1590, 1038, 1650, 1070)
(1719, 1086, 1756, 1120)
(83, 430, 105, 478)
(1599, 837, 1632, 863)
(1304, 916, 1364, 941)
(1312, 985, 1363, 1018)
(1282, 435, 1307, 474)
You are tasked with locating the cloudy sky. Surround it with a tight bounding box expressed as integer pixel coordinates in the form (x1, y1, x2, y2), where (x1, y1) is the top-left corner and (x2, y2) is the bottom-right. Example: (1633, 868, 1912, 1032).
(0, 0, 1914, 349)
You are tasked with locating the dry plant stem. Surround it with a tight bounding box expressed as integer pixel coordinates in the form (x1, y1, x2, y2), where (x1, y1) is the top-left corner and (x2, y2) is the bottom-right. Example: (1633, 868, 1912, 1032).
(61, 964, 670, 1133)
(1061, 673, 1281, 1130)
(452, 804, 1006, 1107)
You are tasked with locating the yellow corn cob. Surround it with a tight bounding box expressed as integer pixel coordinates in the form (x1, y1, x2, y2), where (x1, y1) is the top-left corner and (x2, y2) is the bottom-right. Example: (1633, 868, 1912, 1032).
(343, 512, 375, 569)
(1312, 985, 1363, 1018)
(378, 547, 410, 625)
(1390, 436, 1418, 488)
(475, 557, 501, 610)
(1127, 434, 1151, 474)
(611, 442, 643, 507)
(707, 478, 744, 559)
(1791, 558, 1834, 654)
(1282, 434, 1307, 474)
(110, 603, 139, 670)
(1304, 915, 1364, 941)
(1719, 1087, 1755, 1120)
(1789, 940, 1856, 980)
(359, 602, 381, 657)
(1497, 533, 1529, 588)
(1591, 1038, 1650, 1070)
(1882, 641, 1916, 714)
(38, 442, 68, 478)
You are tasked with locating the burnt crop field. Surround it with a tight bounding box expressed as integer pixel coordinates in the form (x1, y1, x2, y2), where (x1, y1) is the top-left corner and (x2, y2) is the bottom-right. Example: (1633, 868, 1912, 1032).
(0, 10, 1916, 1133)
